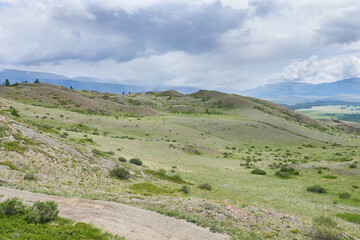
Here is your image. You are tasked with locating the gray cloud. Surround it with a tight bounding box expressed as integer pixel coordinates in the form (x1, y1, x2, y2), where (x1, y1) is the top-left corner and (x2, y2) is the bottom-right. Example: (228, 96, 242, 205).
(0, 1, 246, 64)
(317, 8, 360, 44)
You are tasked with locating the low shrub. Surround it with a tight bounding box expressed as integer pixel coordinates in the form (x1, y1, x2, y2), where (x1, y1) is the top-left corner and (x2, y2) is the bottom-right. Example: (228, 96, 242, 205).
(0, 198, 25, 216)
(312, 216, 342, 240)
(349, 163, 357, 169)
(24, 172, 37, 180)
(322, 175, 337, 179)
(275, 166, 299, 178)
(129, 158, 143, 166)
(10, 108, 19, 117)
(338, 192, 351, 199)
(118, 157, 127, 162)
(110, 167, 130, 180)
(198, 183, 212, 191)
(181, 185, 190, 194)
(25, 201, 59, 224)
(251, 168, 266, 175)
(91, 148, 107, 157)
(307, 185, 327, 193)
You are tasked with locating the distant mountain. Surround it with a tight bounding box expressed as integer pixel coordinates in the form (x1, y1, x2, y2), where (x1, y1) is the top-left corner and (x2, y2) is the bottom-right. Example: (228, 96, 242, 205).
(0, 69, 199, 94)
(241, 78, 360, 99)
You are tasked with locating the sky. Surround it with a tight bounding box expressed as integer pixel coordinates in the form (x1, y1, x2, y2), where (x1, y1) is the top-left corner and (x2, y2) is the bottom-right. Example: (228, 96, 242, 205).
(1, 0, 360, 90)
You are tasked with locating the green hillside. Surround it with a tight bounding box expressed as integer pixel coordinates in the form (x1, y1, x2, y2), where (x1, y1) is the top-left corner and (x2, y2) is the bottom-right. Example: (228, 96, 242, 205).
(1, 83, 359, 239)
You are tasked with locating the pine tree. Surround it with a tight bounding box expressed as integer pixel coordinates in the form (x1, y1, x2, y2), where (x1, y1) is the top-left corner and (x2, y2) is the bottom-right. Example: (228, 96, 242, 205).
(34, 78, 40, 83)
(5, 79, 10, 86)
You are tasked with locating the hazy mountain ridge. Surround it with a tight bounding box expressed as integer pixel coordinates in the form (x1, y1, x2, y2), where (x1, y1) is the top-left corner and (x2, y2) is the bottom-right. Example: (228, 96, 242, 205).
(0, 69, 199, 94)
(240, 78, 360, 99)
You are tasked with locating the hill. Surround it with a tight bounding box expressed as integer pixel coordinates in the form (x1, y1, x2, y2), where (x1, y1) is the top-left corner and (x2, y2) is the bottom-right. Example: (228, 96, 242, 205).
(0, 82, 360, 239)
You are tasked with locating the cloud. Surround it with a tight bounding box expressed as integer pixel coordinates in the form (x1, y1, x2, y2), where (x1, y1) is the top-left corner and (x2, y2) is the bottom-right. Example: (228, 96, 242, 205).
(1, 0, 360, 91)
(317, 7, 360, 44)
(273, 55, 360, 84)
(0, 0, 246, 64)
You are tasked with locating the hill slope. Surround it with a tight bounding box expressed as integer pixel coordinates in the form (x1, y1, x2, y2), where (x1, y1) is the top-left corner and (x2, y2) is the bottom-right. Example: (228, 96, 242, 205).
(1, 83, 360, 239)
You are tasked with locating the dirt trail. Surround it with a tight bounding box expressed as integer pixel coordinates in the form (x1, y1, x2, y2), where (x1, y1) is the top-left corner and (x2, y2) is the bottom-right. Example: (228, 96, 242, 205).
(0, 187, 229, 240)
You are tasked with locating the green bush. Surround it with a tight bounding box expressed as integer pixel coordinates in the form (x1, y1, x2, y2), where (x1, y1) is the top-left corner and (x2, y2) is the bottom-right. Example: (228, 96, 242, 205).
(275, 166, 299, 178)
(25, 201, 59, 224)
(118, 157, 127, 162)
(307, 185, 327, 193)
(24, 172, 37, 180)
(349, 163, 357, 168)
(0, 198, 25, 216)
(338, 192, 351, 199)
(91, 148, 107, 157)
(198, 183, 212, 191)
(181, 185, 190, 194)
(10, 108, 20, 117)
(129, 158, 143, 166)
(251, 168, 266, 175)
(322, 175, 337, 179)
(110, 167, 130, 180)
(312, 216, 342, 240)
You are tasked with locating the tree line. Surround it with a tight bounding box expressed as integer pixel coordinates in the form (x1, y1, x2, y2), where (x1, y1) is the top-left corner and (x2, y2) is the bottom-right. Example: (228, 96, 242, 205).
(1, 78, 40, 86)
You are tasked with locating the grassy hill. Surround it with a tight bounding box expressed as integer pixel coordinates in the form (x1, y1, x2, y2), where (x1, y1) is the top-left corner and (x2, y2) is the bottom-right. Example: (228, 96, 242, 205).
(1, 83, 360, 239)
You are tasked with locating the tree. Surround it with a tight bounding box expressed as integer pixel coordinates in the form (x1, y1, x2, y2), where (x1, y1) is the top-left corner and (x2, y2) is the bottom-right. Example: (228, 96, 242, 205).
(4, 79, 10, 86)
(70, 85, 73, 89)
(122, 91, 125, 95)
(34, 78, 40, 83)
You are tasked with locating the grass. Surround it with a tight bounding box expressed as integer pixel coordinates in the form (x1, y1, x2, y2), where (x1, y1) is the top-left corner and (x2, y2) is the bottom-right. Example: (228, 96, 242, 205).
(128, 182, 176, 196)
(0, 214, 124, 239)
(0, 160, 22, 171)
(336, 213, 360, 224)
(1, 88, 360, 238)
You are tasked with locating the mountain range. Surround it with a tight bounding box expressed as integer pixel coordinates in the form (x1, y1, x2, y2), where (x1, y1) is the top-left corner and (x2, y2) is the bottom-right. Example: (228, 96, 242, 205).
(0, 69, 199, 94)
(2, 69, 360, 102)
(240, 78, 360, 102)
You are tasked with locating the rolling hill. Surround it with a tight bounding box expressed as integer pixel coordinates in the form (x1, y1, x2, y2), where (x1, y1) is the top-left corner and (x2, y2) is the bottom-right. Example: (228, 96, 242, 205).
(0, 82, 359, 239)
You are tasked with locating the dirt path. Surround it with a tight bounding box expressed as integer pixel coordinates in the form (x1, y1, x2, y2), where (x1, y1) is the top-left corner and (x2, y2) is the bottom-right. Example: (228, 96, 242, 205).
(0, 187, 229, 240)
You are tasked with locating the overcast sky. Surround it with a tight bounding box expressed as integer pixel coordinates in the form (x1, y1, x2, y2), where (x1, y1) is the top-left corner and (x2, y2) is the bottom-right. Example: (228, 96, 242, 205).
(1, 0, 360, 90)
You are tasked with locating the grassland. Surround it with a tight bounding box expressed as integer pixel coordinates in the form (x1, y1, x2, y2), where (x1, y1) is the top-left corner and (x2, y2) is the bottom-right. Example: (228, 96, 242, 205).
(0, 83, 360, 239)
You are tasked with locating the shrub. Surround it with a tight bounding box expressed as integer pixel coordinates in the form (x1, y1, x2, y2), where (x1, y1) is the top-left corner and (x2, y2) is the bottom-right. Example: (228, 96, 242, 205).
(25, 201, 59, 224)
(10, 109, 20, 117)
(129, 158, 142, 166)
(198, 183, 212, 191)
(322, 175, 337, 179)
(349, 163, 357, 169)
(251, 168, 266, 175)
(338, 192, 351, 199)
(307, 185, 327, 193)
(312, 216, 342, 240)
(275, 166, 299, 178)
(110, 167, 130, 180)
(158, 168, 166, 175)
(181, 185, 190, 194)
(24, 172, 37, 180)
(118, 157, 127, 162)
(91, 148, 107, 157)
(0, 198, 25, 216)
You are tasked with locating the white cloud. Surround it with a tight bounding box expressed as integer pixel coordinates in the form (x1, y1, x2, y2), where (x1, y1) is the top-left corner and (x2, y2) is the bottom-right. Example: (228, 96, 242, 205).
(273, 55, 360, 84)
(1, 0, 360, 91)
